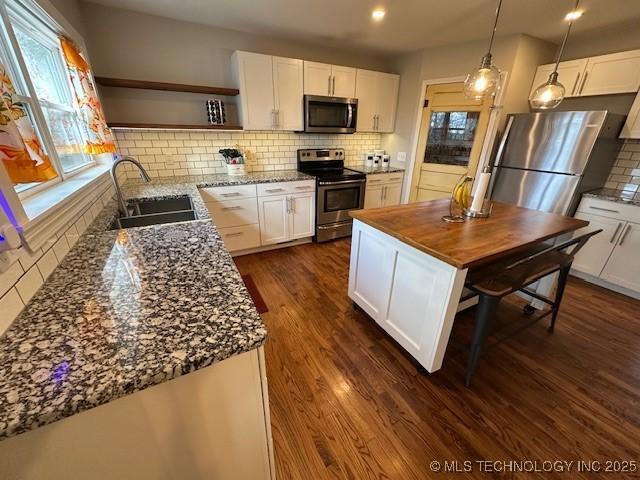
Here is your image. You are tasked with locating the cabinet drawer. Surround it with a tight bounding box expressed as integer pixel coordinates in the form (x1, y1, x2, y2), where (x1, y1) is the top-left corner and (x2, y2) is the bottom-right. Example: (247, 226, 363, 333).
(576, 197, 640, 223)
(218, 224, 261, 252)
(199, 184, 257, 202)
(366, 172, 404, 185)
(206, 198, 259, 228)
(257, 180, 315, 196)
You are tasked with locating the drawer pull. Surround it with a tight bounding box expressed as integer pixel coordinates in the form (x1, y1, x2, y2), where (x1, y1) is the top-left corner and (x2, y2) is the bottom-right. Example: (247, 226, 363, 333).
(390, 177, 402, 181)
(221, 192, 241, 197)
(225, 231, 244, 237)
(610, 222, 623, 244)
(368, 179, 382, 183)
(618, 224, 631, 246)
(221, 206, 242, 211)
(295, 186, 312, 190)
(266, 188, 285, 193)
(589, 206, 619, 213)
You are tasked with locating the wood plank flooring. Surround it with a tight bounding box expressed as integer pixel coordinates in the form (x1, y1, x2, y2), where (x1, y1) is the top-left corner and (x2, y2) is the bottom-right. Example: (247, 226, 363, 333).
(234, 239, 640, 479)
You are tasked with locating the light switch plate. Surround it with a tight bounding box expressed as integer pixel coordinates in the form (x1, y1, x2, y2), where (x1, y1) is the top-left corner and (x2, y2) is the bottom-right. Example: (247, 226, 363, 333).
(397, 152, 407, 162)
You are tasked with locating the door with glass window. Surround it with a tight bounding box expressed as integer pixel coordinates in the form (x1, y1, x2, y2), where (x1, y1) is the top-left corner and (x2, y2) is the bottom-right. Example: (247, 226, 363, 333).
(409, 82, 492, 202)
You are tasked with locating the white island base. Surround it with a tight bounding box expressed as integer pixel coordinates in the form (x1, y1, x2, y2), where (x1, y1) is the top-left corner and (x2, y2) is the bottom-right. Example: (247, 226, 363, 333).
(0, 348, 275, 480)
(348, 219, 469, 373)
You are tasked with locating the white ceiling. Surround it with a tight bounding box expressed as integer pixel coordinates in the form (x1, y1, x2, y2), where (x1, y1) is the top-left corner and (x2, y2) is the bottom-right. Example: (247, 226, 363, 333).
(85, 0, 640, 54)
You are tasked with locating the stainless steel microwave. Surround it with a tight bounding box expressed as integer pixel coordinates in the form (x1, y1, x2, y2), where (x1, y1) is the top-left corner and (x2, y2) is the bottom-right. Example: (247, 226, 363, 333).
(303, 95, 357, 134)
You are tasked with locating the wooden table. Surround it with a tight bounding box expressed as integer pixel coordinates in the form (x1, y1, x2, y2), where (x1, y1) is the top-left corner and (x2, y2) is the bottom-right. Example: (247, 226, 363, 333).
(348, 200, 588, 373)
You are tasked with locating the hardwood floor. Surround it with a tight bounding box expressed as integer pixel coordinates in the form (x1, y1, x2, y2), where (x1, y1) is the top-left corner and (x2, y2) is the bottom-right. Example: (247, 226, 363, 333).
(234, 239, 640, 479)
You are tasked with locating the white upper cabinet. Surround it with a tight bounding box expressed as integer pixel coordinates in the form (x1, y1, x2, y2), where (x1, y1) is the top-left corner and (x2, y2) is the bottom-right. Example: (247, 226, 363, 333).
(355, 69, 399, 133)
(530, 49, 640, 100)
(529, 59, 588, 98)
(303, 61, 356, 97)
(233, 51, 303, 131)
(232, 51, 275, 130)
(273, 56, 304, 131)
(581, 51, 640, 96)
(621, 91, 640, 138)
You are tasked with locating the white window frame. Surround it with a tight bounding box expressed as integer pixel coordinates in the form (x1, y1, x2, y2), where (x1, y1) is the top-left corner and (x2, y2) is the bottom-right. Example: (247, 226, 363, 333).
(0, 0, 97, 199)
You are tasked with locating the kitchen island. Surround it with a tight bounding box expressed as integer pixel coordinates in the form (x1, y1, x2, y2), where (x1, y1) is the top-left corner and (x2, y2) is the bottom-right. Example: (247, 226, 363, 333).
(348, 199, 588, 373)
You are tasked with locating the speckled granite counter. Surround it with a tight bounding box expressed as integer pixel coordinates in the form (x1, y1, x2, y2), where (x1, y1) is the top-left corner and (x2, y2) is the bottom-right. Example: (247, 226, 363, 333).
(583, 188, 640, 206)
(0, 170, 306, 440)
(347, 165, 405, 175)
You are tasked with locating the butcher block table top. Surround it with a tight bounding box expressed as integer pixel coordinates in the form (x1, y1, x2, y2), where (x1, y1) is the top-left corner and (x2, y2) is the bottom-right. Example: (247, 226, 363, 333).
(350, 199, 589, 269)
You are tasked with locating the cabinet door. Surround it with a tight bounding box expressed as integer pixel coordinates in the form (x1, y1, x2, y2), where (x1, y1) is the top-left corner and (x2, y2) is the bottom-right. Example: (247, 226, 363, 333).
(289, 193, 315, 239)
(382, 183, 402, 207)
(571, 212, 622, 277)
(375, 73, 399, 132)
(529, 59, 587, 98)
(600, 221, 640, 292)
(303, 61, 332, 96)
(620, 91, 640, 139)
(273, 56, 303, 131)
(364, 184, 383, 209)
(355, 69, 379, 132)
(581, 51, 640, 96)
(234, 52, 275, 130)
(331, 65, 356, 97)
(258, 194, 289, 245)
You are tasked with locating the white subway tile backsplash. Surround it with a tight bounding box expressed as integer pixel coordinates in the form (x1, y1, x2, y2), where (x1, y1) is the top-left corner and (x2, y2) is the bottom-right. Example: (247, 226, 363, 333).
(52, 236, 70, 262)
(37, 249, 59, 280)
(0, 261, 24, 297)
(15, 266, 43, 304)
(607, 139, 640, 191)
(0, 289, 24, 335)
(113, 129, 382, 178)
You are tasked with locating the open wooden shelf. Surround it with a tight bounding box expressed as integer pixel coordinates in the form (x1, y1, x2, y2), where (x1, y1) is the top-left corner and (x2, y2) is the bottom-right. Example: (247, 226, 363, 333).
(95, 77, 240, 96)
(108, 122, 243, 130)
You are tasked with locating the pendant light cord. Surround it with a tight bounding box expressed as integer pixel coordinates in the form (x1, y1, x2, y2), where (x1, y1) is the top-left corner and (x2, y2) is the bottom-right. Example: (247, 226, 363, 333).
(553, 0, 580, 72)
(486, 0, 504, 54)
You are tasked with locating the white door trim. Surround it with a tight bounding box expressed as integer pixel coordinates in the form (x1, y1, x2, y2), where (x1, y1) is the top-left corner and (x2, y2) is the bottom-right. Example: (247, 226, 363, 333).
(402, 73, 509, 203)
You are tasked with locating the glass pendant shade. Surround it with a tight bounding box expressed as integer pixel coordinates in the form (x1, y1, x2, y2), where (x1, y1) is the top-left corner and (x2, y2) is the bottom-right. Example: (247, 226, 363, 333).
(529, 72, 566, 109)
(463, 54, 501, 100)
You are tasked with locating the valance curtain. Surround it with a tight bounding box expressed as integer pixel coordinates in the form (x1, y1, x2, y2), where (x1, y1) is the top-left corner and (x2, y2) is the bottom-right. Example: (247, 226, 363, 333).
(60, 37, 115, 155)
(0, 62, 58, 184)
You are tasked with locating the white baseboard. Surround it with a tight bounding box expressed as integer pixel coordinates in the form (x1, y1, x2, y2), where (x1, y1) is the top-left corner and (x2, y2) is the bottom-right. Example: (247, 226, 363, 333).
(570, 269, 640, 300)
(230, 237, 312, 257)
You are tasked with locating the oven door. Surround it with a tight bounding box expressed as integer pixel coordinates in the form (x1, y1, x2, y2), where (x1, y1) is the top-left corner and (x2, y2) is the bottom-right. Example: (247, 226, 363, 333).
(317, 179, 365, 224)
(304, 95, 357, 133)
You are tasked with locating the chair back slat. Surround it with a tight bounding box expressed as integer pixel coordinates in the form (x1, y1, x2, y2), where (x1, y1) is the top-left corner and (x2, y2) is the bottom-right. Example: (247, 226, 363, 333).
(505, 229, 602, 271)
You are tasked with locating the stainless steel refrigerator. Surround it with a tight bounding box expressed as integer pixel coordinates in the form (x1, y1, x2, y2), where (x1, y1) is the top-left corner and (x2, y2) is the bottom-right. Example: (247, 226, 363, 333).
(489, 110, 625, 215)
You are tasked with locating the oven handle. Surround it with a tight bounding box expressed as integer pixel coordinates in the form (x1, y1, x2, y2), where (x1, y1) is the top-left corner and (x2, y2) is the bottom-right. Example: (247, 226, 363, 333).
(347, 104, 353, 128)
(318, 178, 366, 186)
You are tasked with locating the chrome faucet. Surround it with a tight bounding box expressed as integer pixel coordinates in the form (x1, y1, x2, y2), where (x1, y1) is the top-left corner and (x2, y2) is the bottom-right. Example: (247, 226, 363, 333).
(111, 156, 151, 216)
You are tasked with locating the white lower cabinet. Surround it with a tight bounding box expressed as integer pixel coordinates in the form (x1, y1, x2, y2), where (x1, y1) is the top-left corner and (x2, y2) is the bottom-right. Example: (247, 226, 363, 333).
(600, 222, 640, 291)
(572, 197, 640, 296)
(364, 172, 404, 208)
(258, 190, 315, 245)
(201, 180, 315, 253)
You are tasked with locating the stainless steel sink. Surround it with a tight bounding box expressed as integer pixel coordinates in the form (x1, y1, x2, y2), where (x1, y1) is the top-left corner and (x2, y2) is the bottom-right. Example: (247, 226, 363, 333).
(109, 196, 197, 230)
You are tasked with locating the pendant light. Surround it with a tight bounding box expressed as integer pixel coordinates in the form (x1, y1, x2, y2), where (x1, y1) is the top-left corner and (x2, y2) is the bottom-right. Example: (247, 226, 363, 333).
(529, 0, 582, 109)
(463, 0, 503, 100)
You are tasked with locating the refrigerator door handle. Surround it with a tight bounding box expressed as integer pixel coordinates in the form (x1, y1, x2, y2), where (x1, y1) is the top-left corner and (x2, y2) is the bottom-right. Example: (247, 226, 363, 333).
(493, 116, 514, 168)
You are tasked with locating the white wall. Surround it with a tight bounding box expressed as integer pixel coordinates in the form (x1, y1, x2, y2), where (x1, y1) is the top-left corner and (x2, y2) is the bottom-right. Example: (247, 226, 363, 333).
(77, 2, 393, 126)
(381, 34, 556, 173)
(561, 19, 640, 60)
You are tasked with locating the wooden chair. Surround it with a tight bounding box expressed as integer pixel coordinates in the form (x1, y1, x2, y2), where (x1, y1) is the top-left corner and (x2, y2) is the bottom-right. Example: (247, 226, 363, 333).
(462, 229, 602, 387)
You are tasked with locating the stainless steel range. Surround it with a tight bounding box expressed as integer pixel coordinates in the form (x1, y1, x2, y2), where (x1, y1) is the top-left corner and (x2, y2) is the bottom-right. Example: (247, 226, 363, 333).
(297, 148, 366, 242)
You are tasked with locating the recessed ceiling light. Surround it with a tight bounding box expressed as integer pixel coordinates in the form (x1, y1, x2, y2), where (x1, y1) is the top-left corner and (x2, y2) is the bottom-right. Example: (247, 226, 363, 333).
(372, 8, 386, 21)
(564, 9, 583, 21)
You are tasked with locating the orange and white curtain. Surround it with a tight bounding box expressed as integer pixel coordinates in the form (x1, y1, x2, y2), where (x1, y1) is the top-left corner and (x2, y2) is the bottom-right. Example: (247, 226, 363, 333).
(0, 62, 58, 184)
(60, 37, 115, 155)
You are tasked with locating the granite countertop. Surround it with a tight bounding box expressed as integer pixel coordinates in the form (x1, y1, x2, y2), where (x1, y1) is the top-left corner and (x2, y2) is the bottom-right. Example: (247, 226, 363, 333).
(582, 188, 640, 206)
(0, 170, 306, 440)
(347, 165, 405, 175)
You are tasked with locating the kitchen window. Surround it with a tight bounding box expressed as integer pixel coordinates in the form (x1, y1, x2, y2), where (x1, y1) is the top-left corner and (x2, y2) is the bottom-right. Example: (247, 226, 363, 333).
(0, 0, 94, 195)
(424, 111, 480, 167)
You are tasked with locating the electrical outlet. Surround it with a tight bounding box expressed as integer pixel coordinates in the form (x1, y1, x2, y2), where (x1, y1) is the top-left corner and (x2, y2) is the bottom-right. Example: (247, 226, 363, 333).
(397, 152, 407, 162)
